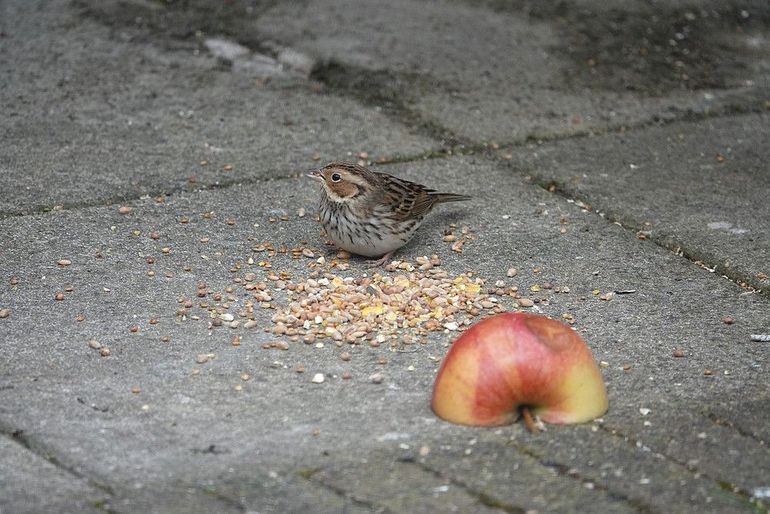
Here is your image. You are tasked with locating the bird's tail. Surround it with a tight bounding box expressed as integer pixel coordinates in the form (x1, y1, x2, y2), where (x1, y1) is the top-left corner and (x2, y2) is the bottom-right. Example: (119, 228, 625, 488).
(431, 192, 471, 204)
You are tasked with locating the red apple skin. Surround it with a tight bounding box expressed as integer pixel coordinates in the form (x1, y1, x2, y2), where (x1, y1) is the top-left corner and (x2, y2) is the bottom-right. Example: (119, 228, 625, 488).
(431, 312, 608, 427)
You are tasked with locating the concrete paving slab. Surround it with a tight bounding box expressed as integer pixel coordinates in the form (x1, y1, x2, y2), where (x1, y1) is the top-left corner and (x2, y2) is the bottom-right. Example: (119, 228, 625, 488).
(1, 156, 768, 512)
(503, 113, 770, 294)
(0, 0, 437, 216)
(253, 0, 769, 142)
(0, 436, 108, 514)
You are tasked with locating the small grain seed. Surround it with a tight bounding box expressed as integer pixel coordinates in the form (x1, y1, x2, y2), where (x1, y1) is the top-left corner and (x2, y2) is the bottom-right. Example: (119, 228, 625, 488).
(118, 206, 132, 215)
(244, 320, 258, 329)
(87, 339, 102, 350)
(518, 298, 534, 307)
(55, 292, 65, 301)
(99, 348, 111, 357)
(0, 309, 10, 319)
(231, 336, 241, 346)
(442, 234, 456, 242)
(673, 349, 685, 358)
(721, 316, 735, 325)
(129, 325, 139, 333)
(341, 371, 352, 380)
(131, 387, 141, 394)
(302, 248, 315, 258)
(369, 372, 384, 384)
(57, 259, 72, 267)
(196, 354, 210, 364)
(161, 336, 170, 342)
(506, 267, 518, 277)
(703, 369, 714, 376)
(340, 351, 351, 361)
(9, 277, 19, 285)
(240, 373, 251, 381)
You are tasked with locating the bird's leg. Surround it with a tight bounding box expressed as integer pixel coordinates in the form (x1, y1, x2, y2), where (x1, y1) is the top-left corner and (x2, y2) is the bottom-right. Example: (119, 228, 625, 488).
(367, 250, 396, 267)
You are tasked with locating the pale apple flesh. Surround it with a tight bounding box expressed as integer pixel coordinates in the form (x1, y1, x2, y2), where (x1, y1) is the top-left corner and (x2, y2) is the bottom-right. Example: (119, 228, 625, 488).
(431, 312, 608, 427)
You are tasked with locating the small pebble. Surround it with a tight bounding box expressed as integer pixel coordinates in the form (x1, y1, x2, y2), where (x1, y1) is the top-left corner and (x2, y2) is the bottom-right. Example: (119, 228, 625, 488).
(87, 339, 102, 350)
(118, 206, 132, 215)
(341, 371, 352, 380)
(672, 349, 685, 358)
(369, 372, 384, 384)
(131, 387, 141, 394)
(55, 292, 65, 301)
(311, 373, 325, 384)
(0, 309, 10, 319)
(57, 259, 72, 267)
(340, 351, 351, 361)
(506, 267, 518, 277)
(518, 298, 534, 307)
(196, 354, 210, 364)
(99, 348, 111, 357)
(721, 316, 735, 325)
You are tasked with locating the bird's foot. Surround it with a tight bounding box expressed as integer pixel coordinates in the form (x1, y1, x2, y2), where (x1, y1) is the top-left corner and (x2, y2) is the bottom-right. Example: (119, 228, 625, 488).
(367, 251, 395, 267)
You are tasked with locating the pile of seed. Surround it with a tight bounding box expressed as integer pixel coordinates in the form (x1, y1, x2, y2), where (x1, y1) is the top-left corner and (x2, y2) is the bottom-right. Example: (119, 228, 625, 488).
(178, 255, 527, 347)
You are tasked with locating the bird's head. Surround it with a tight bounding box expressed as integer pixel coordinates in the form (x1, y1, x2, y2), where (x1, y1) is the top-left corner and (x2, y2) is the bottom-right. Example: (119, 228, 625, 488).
(307, 162, 379, 203)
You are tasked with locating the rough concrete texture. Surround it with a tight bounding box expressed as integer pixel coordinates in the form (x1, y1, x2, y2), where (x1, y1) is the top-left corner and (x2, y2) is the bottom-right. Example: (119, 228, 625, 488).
(1, 0, 769, 513)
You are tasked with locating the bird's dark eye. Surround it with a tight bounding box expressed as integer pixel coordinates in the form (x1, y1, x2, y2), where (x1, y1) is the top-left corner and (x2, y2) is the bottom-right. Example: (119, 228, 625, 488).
(330, 173, 342, 182)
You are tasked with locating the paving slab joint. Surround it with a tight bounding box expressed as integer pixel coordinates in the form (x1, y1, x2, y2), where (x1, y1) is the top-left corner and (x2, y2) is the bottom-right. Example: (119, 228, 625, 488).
(502, 440, 654, 513)
(523, 177, 768, 297)
(294, 467, 392, 513)
(596, 422, 768, 513)
(408, 458, 527, 513)
(0, 424, 116, 499)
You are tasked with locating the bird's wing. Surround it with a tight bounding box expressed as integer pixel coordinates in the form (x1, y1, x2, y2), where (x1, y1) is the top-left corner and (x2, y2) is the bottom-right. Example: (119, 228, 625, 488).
(374, 174, 437, 221)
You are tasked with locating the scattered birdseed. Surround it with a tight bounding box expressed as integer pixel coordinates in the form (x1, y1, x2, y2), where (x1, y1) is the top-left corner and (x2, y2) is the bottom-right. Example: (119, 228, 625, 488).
(118, 206, 132, 215)
(672, 349, 685, 358)
(131, 387, 141, 394)
(55, 292, 65, 301)
(703, 369, 714, 376)
(57, 259, 72, 267)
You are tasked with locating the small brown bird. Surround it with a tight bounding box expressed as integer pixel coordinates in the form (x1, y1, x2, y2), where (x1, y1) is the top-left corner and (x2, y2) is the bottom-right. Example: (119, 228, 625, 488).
(308, 161, 470, 265)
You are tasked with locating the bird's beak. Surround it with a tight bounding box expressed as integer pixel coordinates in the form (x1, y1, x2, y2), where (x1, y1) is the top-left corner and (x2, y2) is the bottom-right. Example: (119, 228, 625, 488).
(306, 169, 323, 181)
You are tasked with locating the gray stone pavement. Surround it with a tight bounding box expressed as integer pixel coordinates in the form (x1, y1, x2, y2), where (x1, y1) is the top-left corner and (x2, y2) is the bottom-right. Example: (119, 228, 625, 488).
(1, 1, 769, 513)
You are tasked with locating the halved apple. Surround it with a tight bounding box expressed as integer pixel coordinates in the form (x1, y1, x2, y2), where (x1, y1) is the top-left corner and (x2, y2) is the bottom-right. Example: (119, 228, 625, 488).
(431, 312, 608, 428)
